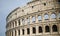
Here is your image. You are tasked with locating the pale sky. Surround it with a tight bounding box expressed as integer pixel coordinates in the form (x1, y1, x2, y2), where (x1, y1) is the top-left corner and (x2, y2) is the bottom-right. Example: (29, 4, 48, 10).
(0, 0, 31, 36)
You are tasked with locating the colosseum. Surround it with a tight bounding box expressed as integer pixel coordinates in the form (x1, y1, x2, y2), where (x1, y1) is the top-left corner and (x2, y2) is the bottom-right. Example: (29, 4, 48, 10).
(6, 0, 60, 36)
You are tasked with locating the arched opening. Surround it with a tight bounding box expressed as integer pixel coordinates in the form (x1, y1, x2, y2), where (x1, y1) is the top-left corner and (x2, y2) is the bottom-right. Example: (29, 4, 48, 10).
(38, 15, 42, 21)
(45, 26, 50, 32)
(18, 30, 20, 35)
(15, 21, 17, 26)
(39, 26, 42, 33)
(27, 28, 30, 34)
(12, 22, 14, 27)
(27, 18, 30, 23)
(51, 13, 56, 19)
(22, 19, 25, 24)
(18, 19, 20, 25)
(52, 25, 58, 32)
(15, 30, 16, 36)
(44, 14, 49, 20)
(32, 16, 36, 23)
(22, 29, 24, 35)
(32, 27, 36, 34)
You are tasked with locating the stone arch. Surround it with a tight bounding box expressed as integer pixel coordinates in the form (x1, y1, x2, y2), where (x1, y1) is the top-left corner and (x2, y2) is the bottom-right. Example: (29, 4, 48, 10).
(38, 26, 42, 33)
(32, 27, 36, 34)
(45, 25, 50, 32)
(51, 13, 56, 19)
(15, 30, 16, 36)
(52, 25, 58, 32)
(32, 16, 36, 22)
(27, 28, 30, 34)
(22, 29, 24, 35)
(38, 15, 42, 21)
(44, 13, 49, 20)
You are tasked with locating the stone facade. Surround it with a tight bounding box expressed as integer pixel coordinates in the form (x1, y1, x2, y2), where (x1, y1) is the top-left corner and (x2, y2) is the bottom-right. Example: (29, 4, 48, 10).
(6, 0, 60, 36)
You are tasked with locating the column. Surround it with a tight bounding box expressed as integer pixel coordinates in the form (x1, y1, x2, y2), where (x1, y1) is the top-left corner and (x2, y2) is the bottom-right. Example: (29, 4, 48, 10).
(42, 24, 45, 34)
(59, 24, 60, 34)
(36, 15, 38, 23)
(25, 18, 27, 25)
(13, 30, 15, 36)
(9, 31, 10, 36)
(11, 31, 12, 36)
(36, 26, 38, 35)
(15, 30, 17, 36)
(42, 13, 44, 22)
(20, 29, 22, 36)
(16, 29, 18, 36)
(30, 16, 32, 24)
(20, 18, 22, 25)
(30, 27, 32, 36)
(25, 28, 27, 36)
(58, 23, 60, 34)
(50, 24, 52, 34)
(24, 18, 26, 25)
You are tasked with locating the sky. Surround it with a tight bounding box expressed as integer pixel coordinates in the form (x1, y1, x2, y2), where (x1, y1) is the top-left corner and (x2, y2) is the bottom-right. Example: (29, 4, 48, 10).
(0, 0, 32, 36)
